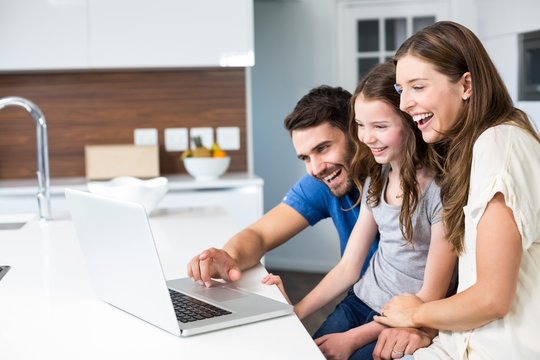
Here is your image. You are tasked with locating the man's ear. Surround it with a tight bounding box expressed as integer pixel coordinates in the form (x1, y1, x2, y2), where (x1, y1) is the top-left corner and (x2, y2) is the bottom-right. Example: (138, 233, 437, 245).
(461, 72, 472, 100)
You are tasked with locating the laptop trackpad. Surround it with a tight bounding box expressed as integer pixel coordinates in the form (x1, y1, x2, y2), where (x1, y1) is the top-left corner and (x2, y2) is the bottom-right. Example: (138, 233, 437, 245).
(195, 287, 247, 302)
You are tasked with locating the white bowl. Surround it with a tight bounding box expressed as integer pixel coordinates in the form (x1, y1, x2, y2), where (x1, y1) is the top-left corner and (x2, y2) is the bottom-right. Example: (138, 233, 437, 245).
(87, 176, 168, 213)
(183, 157, 230, 180)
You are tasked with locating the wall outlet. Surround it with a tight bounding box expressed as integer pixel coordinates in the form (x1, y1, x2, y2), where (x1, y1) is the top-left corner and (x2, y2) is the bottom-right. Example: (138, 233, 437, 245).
(134, 128, 158, 146)
(164, 128, 188, 152)
(189, 127, 214, 149)
(216, 126, 240, 150)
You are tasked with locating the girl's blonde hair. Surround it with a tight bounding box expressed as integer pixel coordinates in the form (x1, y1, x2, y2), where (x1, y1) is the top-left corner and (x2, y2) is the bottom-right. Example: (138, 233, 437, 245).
(395, 21, 540, 253)
(349, 61, 439, 243)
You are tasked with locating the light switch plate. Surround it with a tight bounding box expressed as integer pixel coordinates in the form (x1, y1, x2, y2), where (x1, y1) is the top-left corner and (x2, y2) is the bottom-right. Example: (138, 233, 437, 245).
(189, 127, 214, 149)
(216, 127, 240, 150)
(134, 128, 158, 146)
(164, 128, 188, 152)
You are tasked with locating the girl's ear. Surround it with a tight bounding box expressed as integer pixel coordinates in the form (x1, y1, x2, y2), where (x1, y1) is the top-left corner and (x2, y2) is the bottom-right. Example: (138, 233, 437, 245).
(461, 72, 473, 100)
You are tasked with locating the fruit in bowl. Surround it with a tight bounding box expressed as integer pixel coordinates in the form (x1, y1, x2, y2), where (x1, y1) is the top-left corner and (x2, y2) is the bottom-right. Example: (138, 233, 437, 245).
(180, 137, 230, 180)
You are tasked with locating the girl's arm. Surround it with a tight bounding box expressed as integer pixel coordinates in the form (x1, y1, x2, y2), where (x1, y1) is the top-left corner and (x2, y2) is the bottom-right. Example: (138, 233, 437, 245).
(415, 221, 457, 302)
(376, 193, 522, 331)
(294, 205, 379, 320)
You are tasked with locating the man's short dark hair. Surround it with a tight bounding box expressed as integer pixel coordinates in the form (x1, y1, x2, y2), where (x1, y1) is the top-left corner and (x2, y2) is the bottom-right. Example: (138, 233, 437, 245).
(283, 85, 352, 134)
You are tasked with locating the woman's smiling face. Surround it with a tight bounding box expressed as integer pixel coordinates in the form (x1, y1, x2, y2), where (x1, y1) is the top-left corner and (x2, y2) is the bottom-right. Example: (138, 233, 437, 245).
(395, 54, 471, 143)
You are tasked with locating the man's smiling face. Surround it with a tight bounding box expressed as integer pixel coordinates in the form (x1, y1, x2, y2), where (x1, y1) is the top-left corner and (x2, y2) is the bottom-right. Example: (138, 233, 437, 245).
(291, 122, 354, 197)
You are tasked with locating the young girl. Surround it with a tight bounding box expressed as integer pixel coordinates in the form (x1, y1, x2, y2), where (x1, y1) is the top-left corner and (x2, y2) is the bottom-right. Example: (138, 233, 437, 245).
(375, 21, 540, 360)
(263, 61, 456, 360)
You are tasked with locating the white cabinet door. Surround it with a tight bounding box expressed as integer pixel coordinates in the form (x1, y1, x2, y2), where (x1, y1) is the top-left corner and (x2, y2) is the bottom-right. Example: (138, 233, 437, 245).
(0, 0, 88, 71)
(88, 0, 254, 68)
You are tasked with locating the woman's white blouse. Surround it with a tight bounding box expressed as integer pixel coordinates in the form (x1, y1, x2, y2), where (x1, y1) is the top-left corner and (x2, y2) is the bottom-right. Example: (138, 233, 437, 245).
(415, 124, 540, 360)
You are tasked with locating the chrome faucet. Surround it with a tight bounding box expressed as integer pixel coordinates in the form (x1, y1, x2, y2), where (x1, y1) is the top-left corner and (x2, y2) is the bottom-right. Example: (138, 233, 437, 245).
(0, 97, 51, 220)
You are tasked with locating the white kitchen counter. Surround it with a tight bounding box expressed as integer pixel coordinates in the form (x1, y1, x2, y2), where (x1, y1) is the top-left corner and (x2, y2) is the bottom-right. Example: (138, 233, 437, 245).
(0, 172, 264, 229)
(0, 207, 323, 360)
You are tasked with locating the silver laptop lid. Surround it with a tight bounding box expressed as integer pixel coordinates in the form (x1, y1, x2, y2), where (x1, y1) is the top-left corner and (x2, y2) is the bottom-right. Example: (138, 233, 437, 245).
(66, 188, 181, 336)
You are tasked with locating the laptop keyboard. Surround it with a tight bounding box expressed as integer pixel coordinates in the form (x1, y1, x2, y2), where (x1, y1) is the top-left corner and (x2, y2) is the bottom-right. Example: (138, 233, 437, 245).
(169, 289, 232, 323)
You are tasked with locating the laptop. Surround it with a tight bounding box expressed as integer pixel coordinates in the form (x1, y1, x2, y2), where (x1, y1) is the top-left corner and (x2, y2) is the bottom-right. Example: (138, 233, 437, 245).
(65, 188, 293, 336)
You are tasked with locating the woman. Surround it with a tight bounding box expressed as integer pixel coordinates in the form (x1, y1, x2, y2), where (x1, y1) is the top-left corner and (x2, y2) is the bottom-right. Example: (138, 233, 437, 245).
(375, 21, 540, 359)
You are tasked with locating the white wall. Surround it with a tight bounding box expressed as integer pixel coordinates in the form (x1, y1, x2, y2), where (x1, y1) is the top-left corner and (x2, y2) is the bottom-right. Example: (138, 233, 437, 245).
(252, 0, 342, 272)
(476, 0, 540, 130)
(252, 0, 540, 272)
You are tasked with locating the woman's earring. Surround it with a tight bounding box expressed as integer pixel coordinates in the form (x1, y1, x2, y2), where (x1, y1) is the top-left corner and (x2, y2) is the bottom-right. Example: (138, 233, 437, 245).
(463, 96, 469, 101)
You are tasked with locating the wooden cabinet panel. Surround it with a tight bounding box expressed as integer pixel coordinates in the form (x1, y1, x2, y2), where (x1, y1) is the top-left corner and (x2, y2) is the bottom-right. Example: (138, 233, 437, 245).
(0, 68, 247, 179)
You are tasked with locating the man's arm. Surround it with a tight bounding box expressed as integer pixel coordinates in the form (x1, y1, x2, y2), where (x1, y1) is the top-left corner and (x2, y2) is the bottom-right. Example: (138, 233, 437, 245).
(187, 203, 309, 286)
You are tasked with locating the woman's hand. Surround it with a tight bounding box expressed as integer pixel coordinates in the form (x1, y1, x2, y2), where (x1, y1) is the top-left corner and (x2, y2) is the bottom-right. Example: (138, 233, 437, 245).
(374, 294, 424, 328)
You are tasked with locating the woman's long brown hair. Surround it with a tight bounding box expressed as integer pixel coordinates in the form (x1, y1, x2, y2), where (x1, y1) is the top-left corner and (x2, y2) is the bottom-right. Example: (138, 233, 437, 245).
(394, 21, 540, 253)
(348, 61, 439, 243)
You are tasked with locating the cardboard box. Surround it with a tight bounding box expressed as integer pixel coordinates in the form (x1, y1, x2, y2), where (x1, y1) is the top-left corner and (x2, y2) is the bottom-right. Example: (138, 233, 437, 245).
(85, 145, 159, 180)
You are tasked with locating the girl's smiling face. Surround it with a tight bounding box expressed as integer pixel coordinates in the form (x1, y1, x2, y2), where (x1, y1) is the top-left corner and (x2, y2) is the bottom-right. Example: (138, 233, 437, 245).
(354, 95, 406, 168)
(395, 54, 472, 143)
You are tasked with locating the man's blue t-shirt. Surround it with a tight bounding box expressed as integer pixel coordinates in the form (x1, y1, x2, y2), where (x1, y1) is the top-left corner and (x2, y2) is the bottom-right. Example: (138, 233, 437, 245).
(282, 174, 378, 275)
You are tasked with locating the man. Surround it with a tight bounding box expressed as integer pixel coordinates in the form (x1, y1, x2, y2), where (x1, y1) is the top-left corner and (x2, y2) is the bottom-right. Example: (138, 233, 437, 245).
(187, 85, 376, 287)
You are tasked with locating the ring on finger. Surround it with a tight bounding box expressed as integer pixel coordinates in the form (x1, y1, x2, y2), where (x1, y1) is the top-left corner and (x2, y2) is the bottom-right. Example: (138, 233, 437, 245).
(392, 349, 404, 357)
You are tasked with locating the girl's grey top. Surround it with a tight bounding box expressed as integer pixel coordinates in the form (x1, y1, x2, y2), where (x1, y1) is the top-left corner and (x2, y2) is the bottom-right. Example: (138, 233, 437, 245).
(353, 165, 443, 312)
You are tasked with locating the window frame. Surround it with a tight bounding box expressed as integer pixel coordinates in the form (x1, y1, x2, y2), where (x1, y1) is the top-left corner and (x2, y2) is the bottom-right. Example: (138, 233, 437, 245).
(337, 0, 449, 92)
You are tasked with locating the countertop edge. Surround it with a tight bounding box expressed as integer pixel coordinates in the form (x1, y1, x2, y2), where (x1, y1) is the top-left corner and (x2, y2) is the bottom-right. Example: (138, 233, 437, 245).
(0, 172, 264, 196)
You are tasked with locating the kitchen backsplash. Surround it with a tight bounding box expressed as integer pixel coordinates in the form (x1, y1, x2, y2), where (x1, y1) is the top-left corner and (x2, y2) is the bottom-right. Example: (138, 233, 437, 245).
(0, 68, 247, 179)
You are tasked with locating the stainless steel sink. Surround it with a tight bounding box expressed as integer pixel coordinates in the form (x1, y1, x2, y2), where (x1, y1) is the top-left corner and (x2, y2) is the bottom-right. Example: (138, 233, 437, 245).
(0, 214, 34, 230)
(0, 222, 26, 230)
